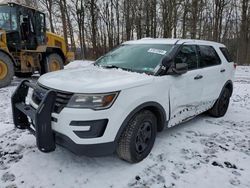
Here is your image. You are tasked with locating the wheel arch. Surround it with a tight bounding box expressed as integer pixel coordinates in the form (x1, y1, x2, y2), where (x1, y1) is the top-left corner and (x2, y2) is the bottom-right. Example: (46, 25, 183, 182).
(45, 47, 66, 63)
(115, 102, 167, 143)
(222, 80, 233, 97)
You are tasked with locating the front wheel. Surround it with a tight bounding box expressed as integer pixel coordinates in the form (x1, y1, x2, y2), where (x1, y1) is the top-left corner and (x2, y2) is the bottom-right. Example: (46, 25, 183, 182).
(44, 53, 64, 73)
(116, 110, 157, 163)
(0, 52, 14, 88)
(208, 88, 231, 117)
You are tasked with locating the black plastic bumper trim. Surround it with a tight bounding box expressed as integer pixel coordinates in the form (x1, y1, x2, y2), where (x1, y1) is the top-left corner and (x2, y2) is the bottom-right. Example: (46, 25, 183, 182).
(55, 132, 116, 157)
(70, 119, 108, 138)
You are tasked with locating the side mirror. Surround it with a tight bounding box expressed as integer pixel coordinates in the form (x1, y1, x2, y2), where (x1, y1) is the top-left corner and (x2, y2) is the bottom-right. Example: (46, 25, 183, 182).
(162, 56, 173, 67)
(156, 56, 173, 75)
(172, 63, 188, 75)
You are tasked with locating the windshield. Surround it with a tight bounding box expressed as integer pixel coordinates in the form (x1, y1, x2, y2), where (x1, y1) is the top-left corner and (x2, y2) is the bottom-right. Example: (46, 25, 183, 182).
(0, 5, 17, 31)
(95, 44, 174, 74)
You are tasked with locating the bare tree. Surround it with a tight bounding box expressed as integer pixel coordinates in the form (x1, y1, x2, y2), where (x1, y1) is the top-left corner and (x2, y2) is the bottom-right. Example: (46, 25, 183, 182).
(239, 0, 249, 65)
(38, 0, 249, 64)
(39, 0, 55, 32)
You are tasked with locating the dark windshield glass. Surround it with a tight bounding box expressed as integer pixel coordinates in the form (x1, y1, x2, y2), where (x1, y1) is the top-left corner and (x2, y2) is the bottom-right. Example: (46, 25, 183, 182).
(95, 44, 173, 74)
(0, 5, 17, 31)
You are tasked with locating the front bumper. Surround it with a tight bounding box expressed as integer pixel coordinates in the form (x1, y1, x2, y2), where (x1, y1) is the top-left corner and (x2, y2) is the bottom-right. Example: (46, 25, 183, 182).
(11, 80, 116, 156)
(55, 132, 115, 156)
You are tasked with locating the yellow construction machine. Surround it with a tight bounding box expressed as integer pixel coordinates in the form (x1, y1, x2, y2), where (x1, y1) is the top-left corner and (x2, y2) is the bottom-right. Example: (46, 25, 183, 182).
(0, 0, 74, 88)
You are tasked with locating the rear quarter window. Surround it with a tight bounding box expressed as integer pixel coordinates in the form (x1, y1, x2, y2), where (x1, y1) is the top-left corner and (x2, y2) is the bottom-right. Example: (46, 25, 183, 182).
(220, 47, 233, 62)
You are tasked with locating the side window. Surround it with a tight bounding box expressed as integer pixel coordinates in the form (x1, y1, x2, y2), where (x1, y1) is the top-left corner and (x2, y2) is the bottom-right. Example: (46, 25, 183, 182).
(35, 13, 46, 44)
(199, 45, 221, 68)
(175, 45, 198, 70)
(220, 47, 233, 62)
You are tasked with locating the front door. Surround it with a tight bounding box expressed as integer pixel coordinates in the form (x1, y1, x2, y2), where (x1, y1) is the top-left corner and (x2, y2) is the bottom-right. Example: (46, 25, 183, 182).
(168, 45, 204, 127)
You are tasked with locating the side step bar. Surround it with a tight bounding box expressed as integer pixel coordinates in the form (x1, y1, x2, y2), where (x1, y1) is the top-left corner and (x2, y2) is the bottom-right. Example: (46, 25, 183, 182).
(11, 80, 57, 152)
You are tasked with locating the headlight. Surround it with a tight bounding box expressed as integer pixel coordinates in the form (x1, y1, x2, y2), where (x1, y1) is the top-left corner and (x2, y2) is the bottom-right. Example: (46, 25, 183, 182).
(67, 92, 119, 110)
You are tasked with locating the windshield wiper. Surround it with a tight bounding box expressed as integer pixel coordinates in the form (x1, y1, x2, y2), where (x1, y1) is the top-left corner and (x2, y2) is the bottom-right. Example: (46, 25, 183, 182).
(102, 65, 121, 69)
(102, 65, 133, 72)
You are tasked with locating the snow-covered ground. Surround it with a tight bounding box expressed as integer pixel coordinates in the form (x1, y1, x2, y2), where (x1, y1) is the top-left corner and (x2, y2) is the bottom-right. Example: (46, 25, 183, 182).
(0, 64, 250, 188)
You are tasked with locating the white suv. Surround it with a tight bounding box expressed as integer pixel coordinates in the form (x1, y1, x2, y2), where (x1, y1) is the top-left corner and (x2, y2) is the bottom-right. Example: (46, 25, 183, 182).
(12, 39, 236, 163)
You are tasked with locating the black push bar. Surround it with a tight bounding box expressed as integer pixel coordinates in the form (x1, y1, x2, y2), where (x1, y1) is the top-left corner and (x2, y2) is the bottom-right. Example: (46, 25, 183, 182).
(11, 80, 57, 152)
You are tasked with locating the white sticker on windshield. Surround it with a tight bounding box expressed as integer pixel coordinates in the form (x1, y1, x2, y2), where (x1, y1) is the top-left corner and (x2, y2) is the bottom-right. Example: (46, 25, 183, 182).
(148, 48, 167, 55)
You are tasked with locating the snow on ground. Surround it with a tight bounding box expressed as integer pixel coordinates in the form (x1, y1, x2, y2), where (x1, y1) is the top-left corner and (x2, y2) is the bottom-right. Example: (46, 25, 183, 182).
(0, 63, 250, 188)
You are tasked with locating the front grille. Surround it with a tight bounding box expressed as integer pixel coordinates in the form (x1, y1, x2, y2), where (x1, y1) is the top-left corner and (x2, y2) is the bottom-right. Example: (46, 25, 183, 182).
(32, 84, 73, 114)
(54, 92, 73, 113)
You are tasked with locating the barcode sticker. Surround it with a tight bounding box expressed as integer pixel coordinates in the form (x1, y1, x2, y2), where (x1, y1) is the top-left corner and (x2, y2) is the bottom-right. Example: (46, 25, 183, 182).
(148, 48, 167, 55)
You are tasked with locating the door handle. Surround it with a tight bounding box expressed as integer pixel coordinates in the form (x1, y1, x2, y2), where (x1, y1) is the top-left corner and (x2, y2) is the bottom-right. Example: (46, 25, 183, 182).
(220, 69, 226, 73)
(194, 75, 203, 80)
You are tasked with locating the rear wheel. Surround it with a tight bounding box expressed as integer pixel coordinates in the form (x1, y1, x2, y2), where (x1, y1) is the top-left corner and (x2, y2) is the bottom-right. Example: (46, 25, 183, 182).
(208, 88, 231, 117)
(45, 53, 64, 73)
(116, 110, 157, 163)
(0, 52, 14, 88)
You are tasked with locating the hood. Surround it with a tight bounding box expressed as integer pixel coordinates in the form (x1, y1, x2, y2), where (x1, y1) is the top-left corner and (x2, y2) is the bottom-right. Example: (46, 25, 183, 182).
(38, 65, 154, 93)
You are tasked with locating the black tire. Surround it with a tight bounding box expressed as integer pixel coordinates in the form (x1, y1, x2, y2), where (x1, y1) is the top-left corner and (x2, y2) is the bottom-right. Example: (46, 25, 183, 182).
(44, 53, 64, 73)
(116, 110, 157, 163)
(208, 88, 231, 117)
(15, 72, 33, 78)
(0, 52, 14, 88)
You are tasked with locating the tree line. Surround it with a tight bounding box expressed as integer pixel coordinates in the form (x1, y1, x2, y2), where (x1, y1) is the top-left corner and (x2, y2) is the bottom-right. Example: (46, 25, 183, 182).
(39, 0, 250, 65)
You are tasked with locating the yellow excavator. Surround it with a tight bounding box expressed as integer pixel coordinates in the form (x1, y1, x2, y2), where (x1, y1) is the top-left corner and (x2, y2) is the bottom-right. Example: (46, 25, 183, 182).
(0, 0, 74, 88)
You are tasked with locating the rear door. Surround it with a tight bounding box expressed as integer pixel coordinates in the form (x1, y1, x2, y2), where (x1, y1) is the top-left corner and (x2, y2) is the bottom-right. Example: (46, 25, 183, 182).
(197, 45, 225, 110)
(168, 45, 204, 127)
